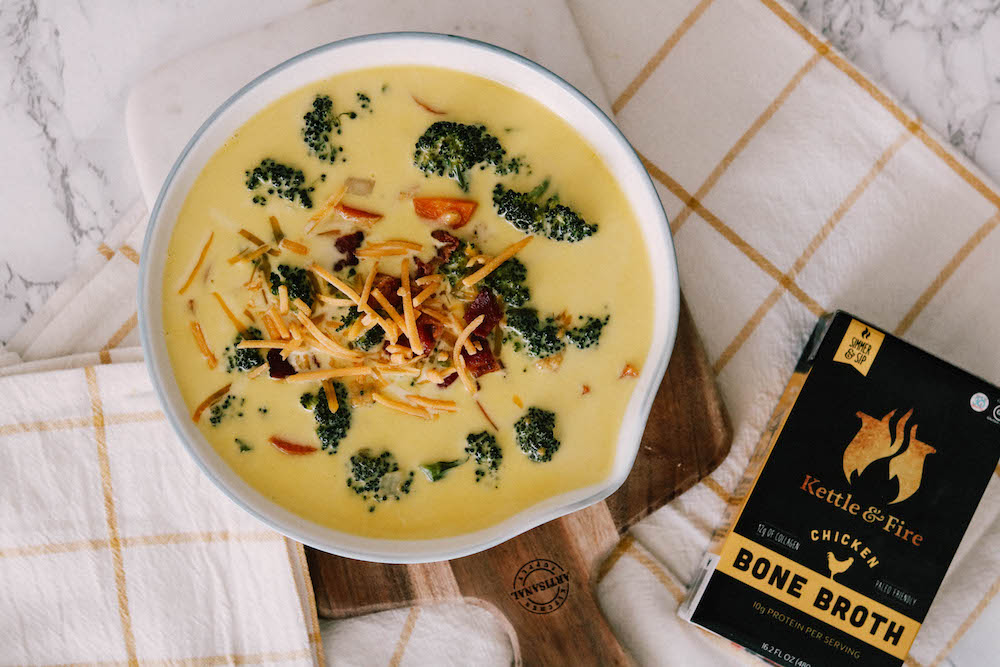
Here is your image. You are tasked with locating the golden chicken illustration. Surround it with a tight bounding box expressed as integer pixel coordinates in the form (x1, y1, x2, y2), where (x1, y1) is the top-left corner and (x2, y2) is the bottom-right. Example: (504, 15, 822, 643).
(889, 427, 936, 504)
(827, 552, 854, 581)
(843, 408, 912, 482)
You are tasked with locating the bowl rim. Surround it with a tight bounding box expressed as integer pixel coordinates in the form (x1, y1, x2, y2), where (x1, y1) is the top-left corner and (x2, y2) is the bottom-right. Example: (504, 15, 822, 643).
(138, 31, 679, 563)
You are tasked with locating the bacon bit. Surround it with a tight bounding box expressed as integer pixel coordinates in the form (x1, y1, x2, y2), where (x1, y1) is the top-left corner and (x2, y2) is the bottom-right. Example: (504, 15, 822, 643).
(179, 232, 214, 294)
(212, 293, 248, 336)
(412, 95, 446, 114)
(279, 238, 309, 255)
(269, 436, 317, 455)
(333, 230, 364, 272)
(413, 198, 478, 228)
(620, 363, 639, 378)
(438, 370, 459, 388)
(513, 395, 524, 408)
(345, 177, 375, 196)
(462, 339, 502, 378)
(373, 392, 431, 419)
(415, 313, 444, 353)
(464, 289, 501, 336)
(463, 236, 534, 287)
(192, 383, 231, 423)
(413, 257, 434, 278)
(582, 385, 591, 395)
(335, 203, 383, 225)
(370, 274, 402, 310)
(266, 348, 296, 378)
(431, 230, 461, 261)
(189, 321, 217, 369)
(476, 400, 499, 430)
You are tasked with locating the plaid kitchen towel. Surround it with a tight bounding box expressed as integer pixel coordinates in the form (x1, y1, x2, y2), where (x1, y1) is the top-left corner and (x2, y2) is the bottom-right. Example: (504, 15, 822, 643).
(569, 0, 1000, 665)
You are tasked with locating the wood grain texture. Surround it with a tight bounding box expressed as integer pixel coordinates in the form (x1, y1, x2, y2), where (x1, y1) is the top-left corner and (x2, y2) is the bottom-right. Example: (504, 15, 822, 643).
(307, 295, 732, 664)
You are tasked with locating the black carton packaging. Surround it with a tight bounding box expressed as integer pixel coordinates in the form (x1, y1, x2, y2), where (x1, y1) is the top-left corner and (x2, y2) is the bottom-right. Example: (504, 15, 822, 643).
(680, 311, 1000, 666)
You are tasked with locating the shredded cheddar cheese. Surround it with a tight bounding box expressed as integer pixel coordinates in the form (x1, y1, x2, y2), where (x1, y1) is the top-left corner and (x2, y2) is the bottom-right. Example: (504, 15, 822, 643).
(178, 232, 214, 295)
(462, 236, 534, 286)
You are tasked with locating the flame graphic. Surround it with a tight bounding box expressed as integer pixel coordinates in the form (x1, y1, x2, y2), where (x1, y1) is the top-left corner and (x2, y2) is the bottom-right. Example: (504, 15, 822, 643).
(842, 408, 934, 504)
(888, 427, 936, 504)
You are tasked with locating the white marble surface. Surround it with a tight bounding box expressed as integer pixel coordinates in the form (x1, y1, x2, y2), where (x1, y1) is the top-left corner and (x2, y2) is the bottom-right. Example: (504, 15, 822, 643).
(1, 0, 999, 663)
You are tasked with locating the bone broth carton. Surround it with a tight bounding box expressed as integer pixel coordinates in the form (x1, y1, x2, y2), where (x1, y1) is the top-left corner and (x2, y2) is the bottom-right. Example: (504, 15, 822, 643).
(680, 311, 1000, 666)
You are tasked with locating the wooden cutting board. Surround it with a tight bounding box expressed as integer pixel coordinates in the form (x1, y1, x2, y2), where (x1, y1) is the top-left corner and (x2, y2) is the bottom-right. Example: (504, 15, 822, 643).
(305, 296, 732, 664)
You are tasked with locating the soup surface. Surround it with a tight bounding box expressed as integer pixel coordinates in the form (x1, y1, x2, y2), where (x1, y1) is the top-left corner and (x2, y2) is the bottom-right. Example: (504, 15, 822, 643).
(163, 66, 654, 540)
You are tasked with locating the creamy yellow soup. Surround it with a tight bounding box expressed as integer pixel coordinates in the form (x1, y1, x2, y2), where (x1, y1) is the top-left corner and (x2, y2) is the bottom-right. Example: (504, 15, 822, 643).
(163, 66, 653, 540)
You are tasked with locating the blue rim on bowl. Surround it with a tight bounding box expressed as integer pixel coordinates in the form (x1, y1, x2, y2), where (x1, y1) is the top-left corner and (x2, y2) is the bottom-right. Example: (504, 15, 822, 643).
(138, 32, 679, 563)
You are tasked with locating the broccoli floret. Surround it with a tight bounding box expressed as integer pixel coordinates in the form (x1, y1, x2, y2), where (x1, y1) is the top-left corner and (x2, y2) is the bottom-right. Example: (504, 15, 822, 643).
(482, 256, 530, 307)
(542, 203, 598, 242)
(301, 382, 352, 453)
(438, 238, 473, 286)
(419, 459, 464, 482)
(465, 431, 502, 482)
(492, 184, 597, 242)
(225, 327, 264, 373)
(208, 395, 245, 427)
(503, 308, 565, 358)
(270, 264, 314, 307)
(346, 449, 415, 506)
(356, 92, 372, 111)
(245, 159, 314, 208)
(514, 407, 560, 462)
(355, 325, 384, 351)
(492, 183, 543, 235)
(413, 122, 521, 191)
(235, 438, 253, 453)
(302, 94, 357, 162)
(567, 315, 609, 349)
(336, 306, 362, 332)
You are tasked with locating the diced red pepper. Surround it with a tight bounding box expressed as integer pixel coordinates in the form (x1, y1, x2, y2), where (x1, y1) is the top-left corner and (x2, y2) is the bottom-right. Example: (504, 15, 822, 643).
(465, 289, 501, 336)
(335, 203, 383, 225)
(413, 198, 478, 228)
(268, 436, 317, 455)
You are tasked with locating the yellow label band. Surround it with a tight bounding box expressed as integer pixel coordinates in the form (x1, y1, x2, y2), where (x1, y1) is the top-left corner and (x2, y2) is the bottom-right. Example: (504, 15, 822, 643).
(716, 533, 919, 660)
(833, 319, 885, 376)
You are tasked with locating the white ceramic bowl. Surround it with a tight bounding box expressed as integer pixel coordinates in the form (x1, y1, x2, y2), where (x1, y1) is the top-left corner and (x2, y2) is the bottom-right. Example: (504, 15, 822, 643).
(138, 33, 679, 563)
